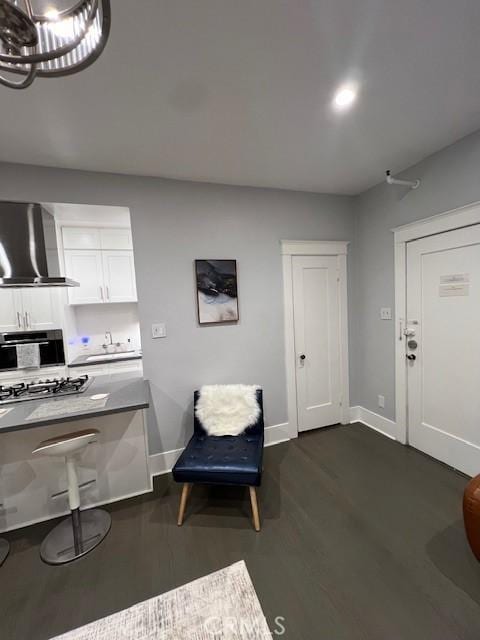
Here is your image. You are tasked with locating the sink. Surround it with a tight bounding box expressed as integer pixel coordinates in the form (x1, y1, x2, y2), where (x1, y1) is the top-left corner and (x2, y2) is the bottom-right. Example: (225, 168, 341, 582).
(86, 352, 136, 362)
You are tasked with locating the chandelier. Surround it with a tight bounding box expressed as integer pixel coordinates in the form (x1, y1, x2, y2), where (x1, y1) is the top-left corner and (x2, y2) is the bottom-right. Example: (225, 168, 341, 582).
(0, 0, 110, 89)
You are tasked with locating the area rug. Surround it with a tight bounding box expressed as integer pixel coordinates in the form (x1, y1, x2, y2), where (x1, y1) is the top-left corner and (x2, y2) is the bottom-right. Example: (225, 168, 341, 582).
(52, 560, 271, 639)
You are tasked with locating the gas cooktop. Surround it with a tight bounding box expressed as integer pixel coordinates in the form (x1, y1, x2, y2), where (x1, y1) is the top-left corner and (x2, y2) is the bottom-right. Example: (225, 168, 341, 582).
(0, 375, 94, 405)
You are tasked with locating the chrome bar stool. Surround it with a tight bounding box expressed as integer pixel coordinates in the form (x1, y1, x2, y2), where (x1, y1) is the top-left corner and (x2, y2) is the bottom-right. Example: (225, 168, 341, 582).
(33, 429, 111, 565)
(0, 538, 9, 566)
(0, 472, 9, 566)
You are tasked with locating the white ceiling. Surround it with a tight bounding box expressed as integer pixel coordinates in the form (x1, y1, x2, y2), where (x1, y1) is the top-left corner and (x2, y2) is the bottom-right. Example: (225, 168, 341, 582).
(1, 0, 480, 195)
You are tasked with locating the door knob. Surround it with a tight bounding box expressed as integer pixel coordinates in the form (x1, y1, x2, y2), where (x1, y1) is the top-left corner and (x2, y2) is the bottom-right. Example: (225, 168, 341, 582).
(406, 354, 416, 361)
(299, 354, 306, 361)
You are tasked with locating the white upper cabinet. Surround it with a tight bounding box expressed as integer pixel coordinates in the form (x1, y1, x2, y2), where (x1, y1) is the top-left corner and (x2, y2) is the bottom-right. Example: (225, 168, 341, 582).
(0, 289, 60, 333)
(102, 251, 137, 302)
(100, 228, 133, 250)
(62, 227, 101, 250)
(21, 288, 60, 330)
(62, 227, 132, 251)
(62, 226, 137, 305)
(64, 250, 105, 305)
(0, 290, 23, 332)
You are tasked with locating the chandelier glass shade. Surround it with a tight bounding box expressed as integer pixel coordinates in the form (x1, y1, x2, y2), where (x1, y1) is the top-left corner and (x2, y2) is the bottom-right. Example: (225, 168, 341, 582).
(0, 0, 110, 89)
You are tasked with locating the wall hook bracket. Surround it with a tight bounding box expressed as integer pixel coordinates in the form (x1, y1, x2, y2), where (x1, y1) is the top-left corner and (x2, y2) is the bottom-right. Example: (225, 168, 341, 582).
(385, 170, 420, 190)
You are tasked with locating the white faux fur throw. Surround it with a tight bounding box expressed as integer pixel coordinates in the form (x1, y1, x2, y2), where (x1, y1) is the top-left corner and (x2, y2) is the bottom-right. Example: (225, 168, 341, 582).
(196, 385, 261, 436)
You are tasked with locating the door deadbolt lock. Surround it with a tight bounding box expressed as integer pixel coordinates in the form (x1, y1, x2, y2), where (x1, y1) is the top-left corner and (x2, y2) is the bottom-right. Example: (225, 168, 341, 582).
(299, 354, 306, 361)
(407, 339, 418, 350)
(406, 353, 416, 361)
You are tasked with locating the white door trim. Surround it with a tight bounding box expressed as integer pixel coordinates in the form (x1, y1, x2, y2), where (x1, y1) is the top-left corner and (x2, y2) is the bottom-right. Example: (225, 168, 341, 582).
(281, 240, 350, 438)
(281, 240, 349, 256)
(394, 200, 480, 445)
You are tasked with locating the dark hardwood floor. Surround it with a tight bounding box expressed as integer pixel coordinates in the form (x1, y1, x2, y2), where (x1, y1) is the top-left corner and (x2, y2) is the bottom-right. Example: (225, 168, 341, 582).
(1, 423, 479, 639)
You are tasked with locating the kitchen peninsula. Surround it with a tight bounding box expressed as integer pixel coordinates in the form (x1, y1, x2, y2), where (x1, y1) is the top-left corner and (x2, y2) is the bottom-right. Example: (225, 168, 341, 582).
(0, 374, 151, 533)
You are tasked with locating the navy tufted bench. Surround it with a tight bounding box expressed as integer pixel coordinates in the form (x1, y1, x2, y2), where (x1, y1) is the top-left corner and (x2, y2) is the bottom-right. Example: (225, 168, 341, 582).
(172, 389, 264, 531)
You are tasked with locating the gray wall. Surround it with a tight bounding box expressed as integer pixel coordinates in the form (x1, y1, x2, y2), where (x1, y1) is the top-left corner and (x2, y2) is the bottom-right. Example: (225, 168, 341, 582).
(0, 163, 354, 453)
(5, 126, 477, 444)
(350, 129, 480, 421)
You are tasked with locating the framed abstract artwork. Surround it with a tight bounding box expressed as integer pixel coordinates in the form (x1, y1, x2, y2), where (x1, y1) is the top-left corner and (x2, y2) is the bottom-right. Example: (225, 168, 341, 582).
(195, 259, 239, 324)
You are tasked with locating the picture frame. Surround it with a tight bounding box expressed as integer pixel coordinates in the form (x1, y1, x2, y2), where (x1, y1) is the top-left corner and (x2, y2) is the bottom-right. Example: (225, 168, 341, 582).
(195, 259, 239, 324)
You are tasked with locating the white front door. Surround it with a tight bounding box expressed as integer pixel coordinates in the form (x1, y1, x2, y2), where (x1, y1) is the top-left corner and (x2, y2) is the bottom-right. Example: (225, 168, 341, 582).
(292, 255, 341, 432)
(406, 225, 480, 476)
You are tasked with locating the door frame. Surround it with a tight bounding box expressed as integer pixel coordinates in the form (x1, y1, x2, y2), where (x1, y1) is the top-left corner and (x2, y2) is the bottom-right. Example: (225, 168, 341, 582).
(281, 241, 350, 438)
(393, 200, 480, 445)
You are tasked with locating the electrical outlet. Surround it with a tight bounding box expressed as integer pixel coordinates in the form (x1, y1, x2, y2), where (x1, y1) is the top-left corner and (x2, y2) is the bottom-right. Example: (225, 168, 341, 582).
(378, 395, 385, 409)
(380, 307, 392, 320)
(151, 323, 166, 339)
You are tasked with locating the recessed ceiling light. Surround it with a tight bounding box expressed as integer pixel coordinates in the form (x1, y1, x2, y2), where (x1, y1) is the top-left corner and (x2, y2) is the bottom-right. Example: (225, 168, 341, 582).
(332, 85, 358, 111)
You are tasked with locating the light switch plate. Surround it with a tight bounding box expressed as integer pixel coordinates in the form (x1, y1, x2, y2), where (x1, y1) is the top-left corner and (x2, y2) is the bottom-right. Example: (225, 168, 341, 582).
(380, 307, 392, 320)
(151, 323, 166, 339)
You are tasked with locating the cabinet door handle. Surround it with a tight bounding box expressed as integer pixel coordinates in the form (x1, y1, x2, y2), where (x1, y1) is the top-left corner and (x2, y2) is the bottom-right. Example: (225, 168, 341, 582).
(100, 286, 104, 301)
(106, 286, 110, 300)
(16, 311, 22, 329)
(25, 312, 30, 329)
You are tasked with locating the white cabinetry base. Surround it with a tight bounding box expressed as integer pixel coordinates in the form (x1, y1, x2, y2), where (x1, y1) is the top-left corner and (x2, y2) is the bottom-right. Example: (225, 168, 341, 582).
(0, 410, 151, 533)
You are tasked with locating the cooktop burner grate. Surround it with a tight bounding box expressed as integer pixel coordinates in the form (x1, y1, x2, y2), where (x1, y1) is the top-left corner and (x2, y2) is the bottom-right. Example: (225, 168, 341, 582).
(0, 375, 93, 405)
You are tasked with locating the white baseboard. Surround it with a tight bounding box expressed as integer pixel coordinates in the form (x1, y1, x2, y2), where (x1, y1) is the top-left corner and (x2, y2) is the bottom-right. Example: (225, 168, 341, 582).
(264, 422, 290, 447)
(349, 406, 397, 441)
(149, 447, 183, 477)
(148, 422, 290, 477)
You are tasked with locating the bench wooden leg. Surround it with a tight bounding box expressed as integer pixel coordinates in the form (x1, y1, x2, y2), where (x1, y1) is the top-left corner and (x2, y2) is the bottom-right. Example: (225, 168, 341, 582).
(177, 483, 192, 526)
(249, 486, 261, 532)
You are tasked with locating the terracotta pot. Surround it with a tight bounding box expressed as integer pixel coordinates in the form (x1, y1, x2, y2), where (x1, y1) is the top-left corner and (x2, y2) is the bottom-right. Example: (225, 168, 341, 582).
(463, 474, 480, 561)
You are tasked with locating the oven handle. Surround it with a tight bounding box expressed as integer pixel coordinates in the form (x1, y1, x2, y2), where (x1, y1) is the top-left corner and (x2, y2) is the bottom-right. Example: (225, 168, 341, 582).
(0, 341, 49, 347)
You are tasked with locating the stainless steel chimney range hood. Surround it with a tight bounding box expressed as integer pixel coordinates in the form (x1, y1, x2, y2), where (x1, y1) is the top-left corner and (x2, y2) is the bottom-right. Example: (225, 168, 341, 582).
(0, 201, 79, 288)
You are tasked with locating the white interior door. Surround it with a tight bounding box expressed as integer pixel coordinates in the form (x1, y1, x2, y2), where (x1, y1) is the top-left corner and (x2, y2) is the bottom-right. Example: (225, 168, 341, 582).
(293, 255, 341, 432)
(406, 225, 480, 476)
(102, 251, 137, 303)
(64, 250, 105, 305)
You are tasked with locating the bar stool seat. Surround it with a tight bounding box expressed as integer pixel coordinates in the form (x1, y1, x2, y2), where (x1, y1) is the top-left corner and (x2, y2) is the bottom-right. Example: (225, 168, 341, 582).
(34, 430, 99, 458)
(33, 428, 111, 565)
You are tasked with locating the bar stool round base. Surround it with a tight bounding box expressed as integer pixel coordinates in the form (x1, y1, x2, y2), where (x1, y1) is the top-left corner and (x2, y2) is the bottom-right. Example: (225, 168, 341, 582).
(40, 509, 111, 565)
(0, 538, 9, 566)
